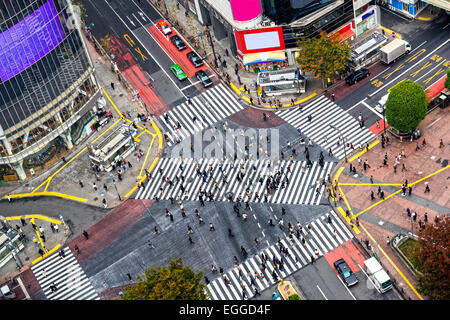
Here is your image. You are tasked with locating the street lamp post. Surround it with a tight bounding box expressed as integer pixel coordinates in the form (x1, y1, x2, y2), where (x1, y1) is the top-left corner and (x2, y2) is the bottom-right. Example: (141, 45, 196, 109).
(110, 173, 122, 201)
(329, 124, 347, 162)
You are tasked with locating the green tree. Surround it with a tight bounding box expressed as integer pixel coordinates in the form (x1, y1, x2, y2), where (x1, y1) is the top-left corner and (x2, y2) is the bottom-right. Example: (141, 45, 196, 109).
(288, 293, 301, 300)
(121, 258, 207, 300)
(414, 216, 450, 300)
(296, 31, 350, 87)
(385, 80, 427, 132)
(445, 68, 450, 89)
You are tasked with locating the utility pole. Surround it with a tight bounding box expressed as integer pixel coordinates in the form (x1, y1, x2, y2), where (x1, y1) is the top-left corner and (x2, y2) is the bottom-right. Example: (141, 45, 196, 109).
(110, 173, 122, 201)
(205, 27, 218, 69)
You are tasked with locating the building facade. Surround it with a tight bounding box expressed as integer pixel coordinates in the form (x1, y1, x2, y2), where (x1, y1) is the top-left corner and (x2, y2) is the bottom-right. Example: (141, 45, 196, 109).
(0, 0, 100, 181)
(180, 0, 357, 69)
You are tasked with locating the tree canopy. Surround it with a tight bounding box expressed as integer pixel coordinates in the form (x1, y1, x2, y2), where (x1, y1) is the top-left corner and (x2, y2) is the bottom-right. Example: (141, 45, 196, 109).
(385, 80, 427, 132)
(121, 258, 207, 300)
(415, 216, 450, 300)
(296, 31, 350, 86)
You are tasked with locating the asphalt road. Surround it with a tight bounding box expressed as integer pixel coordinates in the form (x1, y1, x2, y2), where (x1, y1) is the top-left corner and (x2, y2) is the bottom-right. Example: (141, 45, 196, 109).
(82, 0, 198, 107)
(336, 12, 450, 128)
(0, 197, 109, 242)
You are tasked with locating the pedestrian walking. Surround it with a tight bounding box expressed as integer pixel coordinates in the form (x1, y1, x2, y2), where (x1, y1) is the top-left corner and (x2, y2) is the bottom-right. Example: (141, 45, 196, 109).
(408, 186, 412, 196)
(93, 183, 97, 191)
(42, 269, 47, 278)
(402, 163, 407, 172)
(412, 211, 417, 222)
(424, 182, 430, 193)
(424, 212, 428, 223)
(111, 82, 115, 90)
(74, 245, 80, 254)
(20, 218, 26, 226)
(59, 248, 65, 258)
(370, 191, 375, 200)
(331, 93, 335, 101)
(154, 226, 160, 234)
(102, 198, 107, 208)
(188, 235, 193, 244)
(103, 184, 108, 192)
(41, 233, 46, 242)
(311, 255, 315, 264)
(79, 180, 84, 188)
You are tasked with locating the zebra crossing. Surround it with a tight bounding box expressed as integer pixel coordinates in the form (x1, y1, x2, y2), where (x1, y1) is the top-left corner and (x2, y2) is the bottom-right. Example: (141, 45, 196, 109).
(276, 95, 375, 160)
(160, 83, 245, 146)
(135, 158, 334, 205)
(205, 210, 354, 300)
(31, 247, 100, 300)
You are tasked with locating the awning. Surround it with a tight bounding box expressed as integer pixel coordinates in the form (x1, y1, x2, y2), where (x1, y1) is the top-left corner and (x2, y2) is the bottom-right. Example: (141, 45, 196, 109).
(329, 28, 355, 42)
(242, 51, 286, 65)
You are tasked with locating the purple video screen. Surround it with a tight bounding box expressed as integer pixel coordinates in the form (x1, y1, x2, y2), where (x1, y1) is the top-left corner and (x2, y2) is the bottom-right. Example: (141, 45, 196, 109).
(0, 0, 66, 82)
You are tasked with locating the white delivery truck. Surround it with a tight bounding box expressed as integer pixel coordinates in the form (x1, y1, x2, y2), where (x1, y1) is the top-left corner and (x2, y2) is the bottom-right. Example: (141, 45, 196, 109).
(380, 39, 411, 64)
(364, 257, 393, 293)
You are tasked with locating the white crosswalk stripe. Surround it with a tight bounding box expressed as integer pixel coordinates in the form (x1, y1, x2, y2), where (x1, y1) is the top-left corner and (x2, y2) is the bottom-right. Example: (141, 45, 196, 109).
(31, 247, 99, 300)
(205, 210, 353, 300)
(135, 158, 334, 205)
(160, 83, 245, 146)
(276, 95, 375, 160)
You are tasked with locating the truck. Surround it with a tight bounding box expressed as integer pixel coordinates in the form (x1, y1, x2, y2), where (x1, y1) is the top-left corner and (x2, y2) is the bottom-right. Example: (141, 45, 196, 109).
(380, 39, 411, 64)
(364, 257, 393, 293)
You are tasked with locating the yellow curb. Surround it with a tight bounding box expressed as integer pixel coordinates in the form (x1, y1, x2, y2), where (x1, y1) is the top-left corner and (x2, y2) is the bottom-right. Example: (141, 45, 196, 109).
(44, 146, 88, 192)
(339, 183, 403, 186)
(32, 243, 61, 265)
(229, 82, 243, 96)
(334, 166, 345, 182)
(336, 206, 360, 234)
(417, 16, 431, 21)
(6, 192, 88, 203)
(124, 156, 160, 198)
(6, 215, 62, 225)
(137, 134, 156, 179)
(354, 188, 403, 218)
(410, 164, 450, 187)
(348, 140, 379, 162)
(358, 222, 423, 300)
(379, 26, 402, 40)
(151, 120, 163, 149)
(102, 87, 122, 116)
(241, 95, 251, 103)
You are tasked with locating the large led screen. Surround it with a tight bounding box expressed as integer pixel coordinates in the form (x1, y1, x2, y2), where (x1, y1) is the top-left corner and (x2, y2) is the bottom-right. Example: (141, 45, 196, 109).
(0, 0, 66, 82)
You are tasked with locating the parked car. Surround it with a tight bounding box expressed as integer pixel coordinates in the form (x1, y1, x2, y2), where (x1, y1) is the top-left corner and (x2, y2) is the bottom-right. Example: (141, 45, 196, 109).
(334, 259, 358, 287)
(0, 283, 16, 300)
(345, 68, 370, 85)
(156, 20, 172, 36)
(171, 64, 187, 81)
(187, 51, 204, 68)
(170, 35, 186, 51)
(195, 70, 212, 87)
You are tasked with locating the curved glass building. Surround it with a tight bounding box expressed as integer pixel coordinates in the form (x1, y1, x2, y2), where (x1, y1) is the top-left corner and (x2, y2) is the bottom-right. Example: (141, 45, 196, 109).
(0, 0, 99, 181)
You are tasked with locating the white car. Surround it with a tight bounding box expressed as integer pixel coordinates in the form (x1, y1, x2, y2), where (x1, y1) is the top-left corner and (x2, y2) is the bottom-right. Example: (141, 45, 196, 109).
(375, 93, 389, 113)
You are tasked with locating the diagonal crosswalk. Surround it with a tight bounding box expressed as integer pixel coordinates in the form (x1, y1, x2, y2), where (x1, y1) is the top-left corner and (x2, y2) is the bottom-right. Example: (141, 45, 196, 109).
(205, 210, 354, 300)
(135, 158, 334, 205)
(159, 83, 245, 146)
(276, 95, 375, 160)
(31, 247, 100, 300)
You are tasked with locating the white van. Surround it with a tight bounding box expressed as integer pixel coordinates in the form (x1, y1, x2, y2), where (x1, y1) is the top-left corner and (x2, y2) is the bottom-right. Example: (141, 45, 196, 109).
(375, 93, 389, 113)
(0, 284, 16, 300)
(364, 257, 393, 293)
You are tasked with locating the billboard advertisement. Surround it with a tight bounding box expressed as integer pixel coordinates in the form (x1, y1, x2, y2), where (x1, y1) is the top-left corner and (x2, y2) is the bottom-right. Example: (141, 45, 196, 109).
(0, 0, 66, 82)
(230, 0, 262, 22)
(234, 27, 285, 55)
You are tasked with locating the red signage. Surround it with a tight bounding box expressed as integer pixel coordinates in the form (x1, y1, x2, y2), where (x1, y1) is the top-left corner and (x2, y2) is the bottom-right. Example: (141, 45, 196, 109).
(234, 27, 285, 55)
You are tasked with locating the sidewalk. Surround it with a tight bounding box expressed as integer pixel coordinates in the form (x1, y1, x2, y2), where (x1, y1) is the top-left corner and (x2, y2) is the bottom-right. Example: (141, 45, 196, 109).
(332, 106, 450, 300)
(2, 32, 163, 208)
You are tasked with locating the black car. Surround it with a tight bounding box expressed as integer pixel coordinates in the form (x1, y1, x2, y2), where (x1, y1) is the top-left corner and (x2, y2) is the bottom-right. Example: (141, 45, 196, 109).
(334, 259, 358, 287)
(170, 35, 186, 51)
(345, 68, 370, 85)
(187, 51, 204, 67)
(195, 70, 212, 87)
